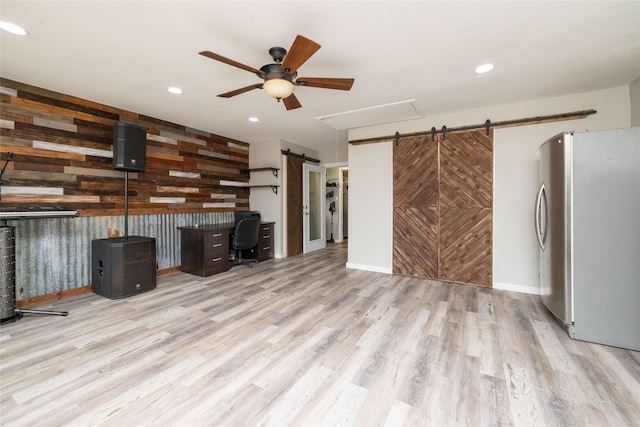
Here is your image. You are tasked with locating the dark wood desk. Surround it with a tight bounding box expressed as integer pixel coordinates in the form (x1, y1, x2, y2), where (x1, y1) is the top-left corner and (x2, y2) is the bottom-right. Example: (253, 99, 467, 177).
(178, 222, 274, 277)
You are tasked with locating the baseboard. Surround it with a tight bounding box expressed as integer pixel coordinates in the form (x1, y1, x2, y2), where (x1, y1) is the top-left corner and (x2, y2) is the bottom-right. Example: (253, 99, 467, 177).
(16, 286, 93, 308)
(346, 262, 393, 274)
(16, 267, 180, 308)
(493, 281, 541, 295)
(345, 267, 541, 294)
(157, 266, 181, 276)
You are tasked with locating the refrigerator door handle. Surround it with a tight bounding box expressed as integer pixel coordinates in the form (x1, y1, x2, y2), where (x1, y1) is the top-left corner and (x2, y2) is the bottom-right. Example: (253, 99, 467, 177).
(535, 184, 547, 250)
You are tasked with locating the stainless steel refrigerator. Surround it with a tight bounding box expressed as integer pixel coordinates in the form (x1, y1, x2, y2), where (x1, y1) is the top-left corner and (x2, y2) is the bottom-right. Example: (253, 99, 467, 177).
(535, 127, 640, 351)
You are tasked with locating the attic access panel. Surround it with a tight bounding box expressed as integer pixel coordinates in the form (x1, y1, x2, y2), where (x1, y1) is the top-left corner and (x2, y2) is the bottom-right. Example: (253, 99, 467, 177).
(316, 100, 422, 130)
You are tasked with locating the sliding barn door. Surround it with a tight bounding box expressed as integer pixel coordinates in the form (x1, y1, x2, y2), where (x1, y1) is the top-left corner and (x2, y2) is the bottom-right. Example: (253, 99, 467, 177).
(393, 130, 493, 287)
(439, 130, 493, 286)
(393, 135, 439, 277)
(287, 155, 303, 256)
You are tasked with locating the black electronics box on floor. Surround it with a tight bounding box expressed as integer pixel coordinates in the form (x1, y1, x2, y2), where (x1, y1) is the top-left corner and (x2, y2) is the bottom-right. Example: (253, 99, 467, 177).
(91, 236, 156, 299)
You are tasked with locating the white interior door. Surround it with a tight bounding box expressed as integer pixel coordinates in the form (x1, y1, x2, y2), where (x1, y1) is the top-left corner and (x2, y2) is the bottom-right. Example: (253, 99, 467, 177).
(303, 163, 326, 253)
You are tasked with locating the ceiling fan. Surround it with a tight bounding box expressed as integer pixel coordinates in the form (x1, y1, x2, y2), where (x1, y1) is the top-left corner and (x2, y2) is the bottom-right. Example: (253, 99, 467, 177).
(199, 35, 355, 110)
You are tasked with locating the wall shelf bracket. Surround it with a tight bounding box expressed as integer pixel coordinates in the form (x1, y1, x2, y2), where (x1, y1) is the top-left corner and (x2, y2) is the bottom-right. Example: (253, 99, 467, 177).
(244, 167, 279, 178)
(247, 184, 280, 194)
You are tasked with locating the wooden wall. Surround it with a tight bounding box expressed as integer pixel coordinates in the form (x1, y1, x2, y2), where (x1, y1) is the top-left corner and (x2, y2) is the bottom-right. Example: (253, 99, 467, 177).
(0, 78, 253, 301)
(0, 78, 250, 215)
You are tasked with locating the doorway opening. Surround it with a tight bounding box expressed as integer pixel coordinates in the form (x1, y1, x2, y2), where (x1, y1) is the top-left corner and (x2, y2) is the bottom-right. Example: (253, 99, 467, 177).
(324, 164, 348, 245)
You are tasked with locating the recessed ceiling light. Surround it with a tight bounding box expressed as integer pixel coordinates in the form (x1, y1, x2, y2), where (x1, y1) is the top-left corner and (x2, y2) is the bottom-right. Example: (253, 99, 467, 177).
(475, 63, 494, 74)
(0, 21, 28, 36)
(248, 117, 259, 122)
(168, 86, 183, 94)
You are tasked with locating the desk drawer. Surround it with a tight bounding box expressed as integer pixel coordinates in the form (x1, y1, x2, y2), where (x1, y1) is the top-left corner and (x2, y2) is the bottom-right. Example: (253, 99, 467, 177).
(204, 231, 227, 246)
(204, 232, 229, 274)
(205, 254, 228, 275)
(204, 236, 228, 257)
(257, 222, 274, 261)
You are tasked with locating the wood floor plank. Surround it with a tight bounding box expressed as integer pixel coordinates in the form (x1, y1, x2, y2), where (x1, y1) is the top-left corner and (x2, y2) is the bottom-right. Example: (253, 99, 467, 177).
(1, 242, 638, 426)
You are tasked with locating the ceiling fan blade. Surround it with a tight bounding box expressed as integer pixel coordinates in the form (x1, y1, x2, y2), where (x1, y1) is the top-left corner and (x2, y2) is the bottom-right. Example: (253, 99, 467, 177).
(199, 51, 265, 76)
(218, 84, 263, 98)
(283, 93, 302, 110)
(281, 35, 321, 74)
(296, 77, 355, 91)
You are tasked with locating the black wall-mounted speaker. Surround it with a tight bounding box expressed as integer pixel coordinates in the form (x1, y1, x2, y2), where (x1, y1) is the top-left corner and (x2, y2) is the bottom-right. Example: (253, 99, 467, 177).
(113, 122, 147, 172)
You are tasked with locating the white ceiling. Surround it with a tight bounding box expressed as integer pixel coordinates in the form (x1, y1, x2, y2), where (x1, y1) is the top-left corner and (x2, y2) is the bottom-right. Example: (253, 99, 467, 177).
(1, 1, 639, 154)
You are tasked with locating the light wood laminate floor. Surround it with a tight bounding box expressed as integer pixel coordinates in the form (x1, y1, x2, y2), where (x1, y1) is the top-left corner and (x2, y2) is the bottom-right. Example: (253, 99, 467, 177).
(1, 242, 638, 426)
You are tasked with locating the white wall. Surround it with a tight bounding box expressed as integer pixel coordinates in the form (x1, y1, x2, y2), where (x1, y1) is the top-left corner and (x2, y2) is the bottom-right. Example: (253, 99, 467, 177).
(347, 141, 393, 273)
(318, 129, 349, 164)
(280, 140, 319, 161)
(630, 75, 640, 126)
(348, 85, 631, 292)
(249, 139, 284, 257)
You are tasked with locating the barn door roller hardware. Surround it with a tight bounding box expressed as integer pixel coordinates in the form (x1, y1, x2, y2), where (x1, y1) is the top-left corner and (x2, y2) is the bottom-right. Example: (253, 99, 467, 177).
(281, 149, 320, 163)
(349, 109, 597, 145)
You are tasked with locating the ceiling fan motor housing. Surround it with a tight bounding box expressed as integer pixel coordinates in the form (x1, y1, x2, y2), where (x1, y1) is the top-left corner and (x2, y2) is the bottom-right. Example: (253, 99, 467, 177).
(259, 63, 296, 83)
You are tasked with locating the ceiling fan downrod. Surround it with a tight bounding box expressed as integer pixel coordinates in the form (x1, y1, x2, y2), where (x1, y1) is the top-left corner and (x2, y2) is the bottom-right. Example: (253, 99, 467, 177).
(268, 47, 287, 63)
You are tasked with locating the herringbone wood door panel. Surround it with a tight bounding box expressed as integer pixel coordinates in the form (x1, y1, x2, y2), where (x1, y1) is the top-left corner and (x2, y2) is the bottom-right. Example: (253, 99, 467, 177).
(393, 135, 438, 208)
(393, 206, 438, 277)
(440, 131, 492, 209)
(439, 207, 492, 286)
(393, 136, 438, 277)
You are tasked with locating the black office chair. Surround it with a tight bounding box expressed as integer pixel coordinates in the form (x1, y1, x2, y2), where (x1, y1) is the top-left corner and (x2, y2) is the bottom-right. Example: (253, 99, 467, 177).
(229, 215, 261, 268)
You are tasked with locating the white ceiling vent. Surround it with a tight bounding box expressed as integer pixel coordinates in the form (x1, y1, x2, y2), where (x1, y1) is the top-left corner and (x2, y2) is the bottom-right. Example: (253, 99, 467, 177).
(316, 100, 422, 130)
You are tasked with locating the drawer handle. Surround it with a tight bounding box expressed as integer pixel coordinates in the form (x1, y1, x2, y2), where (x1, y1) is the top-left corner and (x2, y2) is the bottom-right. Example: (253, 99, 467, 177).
(262, 246, 270, 250)
(212, 233, 222, 237)
(263, 227, 270, 230)
(212, 243, 222, 247)
(212, 257, 222, 262)
(262, 235, 270, 239)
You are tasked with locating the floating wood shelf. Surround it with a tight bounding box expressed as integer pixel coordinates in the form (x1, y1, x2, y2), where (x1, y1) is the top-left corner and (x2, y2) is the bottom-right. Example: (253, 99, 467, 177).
(243, 167, 279, 178)
(243, 167, 280, 194)
(248, 185, 279, 194)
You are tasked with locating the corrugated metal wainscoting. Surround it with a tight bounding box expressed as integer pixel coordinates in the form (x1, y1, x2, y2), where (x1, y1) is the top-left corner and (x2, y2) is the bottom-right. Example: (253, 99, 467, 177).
(11, 212, 233, 300)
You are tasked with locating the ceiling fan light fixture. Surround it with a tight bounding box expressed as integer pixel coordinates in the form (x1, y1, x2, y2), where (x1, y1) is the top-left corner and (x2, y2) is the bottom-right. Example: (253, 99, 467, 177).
(263, 78, 294, 100)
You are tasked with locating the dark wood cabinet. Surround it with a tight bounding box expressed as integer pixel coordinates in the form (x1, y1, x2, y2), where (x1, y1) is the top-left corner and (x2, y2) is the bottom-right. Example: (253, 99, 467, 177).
(243, 221, 275, 262)
(178, 221, 275, 277)
(178, 224, 233, 277)
(256, 222, 274, 261)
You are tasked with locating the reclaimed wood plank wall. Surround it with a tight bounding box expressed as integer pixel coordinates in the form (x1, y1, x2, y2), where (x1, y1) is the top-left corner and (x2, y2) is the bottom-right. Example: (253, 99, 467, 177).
(0, 78, 252, 300)
(0, 78, 250, 214)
